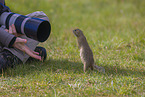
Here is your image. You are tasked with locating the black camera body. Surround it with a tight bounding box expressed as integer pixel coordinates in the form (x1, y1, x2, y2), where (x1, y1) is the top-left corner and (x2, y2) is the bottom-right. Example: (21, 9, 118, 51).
(0, 3, 51, 42)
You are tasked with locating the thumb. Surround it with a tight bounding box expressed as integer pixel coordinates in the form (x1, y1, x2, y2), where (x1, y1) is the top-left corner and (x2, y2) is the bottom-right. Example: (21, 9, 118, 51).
(16, 37, 27, 44)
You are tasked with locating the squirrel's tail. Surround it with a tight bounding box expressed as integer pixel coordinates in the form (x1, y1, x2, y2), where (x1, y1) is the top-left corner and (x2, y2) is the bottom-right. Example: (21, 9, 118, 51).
(94, 64, 105, 74)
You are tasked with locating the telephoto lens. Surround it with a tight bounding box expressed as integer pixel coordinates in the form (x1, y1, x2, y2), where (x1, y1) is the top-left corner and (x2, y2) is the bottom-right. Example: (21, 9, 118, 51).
(0, 12, 51, 42)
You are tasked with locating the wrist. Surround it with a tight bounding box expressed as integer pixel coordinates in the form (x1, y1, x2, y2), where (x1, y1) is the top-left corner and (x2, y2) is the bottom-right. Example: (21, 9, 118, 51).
(8, 36, 16, 47)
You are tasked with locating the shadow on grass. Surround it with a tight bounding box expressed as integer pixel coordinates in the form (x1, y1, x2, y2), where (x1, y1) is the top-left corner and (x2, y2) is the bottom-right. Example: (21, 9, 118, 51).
(0, 58, 144, 77)
(0, 58, 83, 77)
(103, 64, 145, 76)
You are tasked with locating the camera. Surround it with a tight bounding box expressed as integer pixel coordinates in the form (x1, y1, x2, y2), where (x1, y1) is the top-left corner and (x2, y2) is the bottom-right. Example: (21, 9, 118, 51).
(0, 3, 51, 42)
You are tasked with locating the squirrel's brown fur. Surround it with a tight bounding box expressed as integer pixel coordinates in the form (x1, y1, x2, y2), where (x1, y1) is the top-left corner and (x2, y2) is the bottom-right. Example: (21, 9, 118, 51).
(73, 29, 105, 73)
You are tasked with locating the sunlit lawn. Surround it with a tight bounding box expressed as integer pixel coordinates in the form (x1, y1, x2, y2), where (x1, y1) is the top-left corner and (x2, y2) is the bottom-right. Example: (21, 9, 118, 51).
(0, 0, 145, 96)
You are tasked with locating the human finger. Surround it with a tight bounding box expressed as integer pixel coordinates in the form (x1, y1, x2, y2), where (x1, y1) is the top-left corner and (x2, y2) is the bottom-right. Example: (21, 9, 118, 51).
(33, 51, 40, 55)
(15, 38, 27, 44)
(24, 46, 41, 61)
(9, 25, 13, 34)
(5, 29, 9, 32)
(11, 24, 17, 35)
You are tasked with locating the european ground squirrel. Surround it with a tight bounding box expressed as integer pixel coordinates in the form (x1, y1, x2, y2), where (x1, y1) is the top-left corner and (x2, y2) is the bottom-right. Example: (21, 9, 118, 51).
(73, 29, 105, 73)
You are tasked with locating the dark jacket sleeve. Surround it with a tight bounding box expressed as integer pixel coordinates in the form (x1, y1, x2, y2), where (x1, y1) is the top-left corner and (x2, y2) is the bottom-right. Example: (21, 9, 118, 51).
(0, 0, 16, 47)
(0, 27, 16, 47)
(0, 0, 5, 5)
(0, 0, 5, 11)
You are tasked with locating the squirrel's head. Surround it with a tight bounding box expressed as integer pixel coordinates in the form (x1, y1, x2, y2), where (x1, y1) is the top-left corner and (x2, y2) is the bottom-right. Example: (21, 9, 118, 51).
(73, 29, 84, 37)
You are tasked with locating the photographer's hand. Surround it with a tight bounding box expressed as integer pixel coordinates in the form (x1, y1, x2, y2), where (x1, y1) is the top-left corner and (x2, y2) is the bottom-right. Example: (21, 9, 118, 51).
(13, 38, 41, 61)
(5, 24, 22, 37)
(6, 24, 42, 61)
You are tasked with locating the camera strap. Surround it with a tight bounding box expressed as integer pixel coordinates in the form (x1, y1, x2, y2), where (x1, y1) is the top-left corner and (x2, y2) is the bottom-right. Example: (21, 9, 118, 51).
(0, 3, 10, 15)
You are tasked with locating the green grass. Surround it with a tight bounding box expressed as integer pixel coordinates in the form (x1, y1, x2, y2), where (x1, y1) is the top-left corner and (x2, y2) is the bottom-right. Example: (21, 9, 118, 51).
(0, 0, 145, 96)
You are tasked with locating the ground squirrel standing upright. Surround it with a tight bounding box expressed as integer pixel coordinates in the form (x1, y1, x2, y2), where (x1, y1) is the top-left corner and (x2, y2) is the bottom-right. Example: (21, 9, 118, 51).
(73, 29, 105, 73)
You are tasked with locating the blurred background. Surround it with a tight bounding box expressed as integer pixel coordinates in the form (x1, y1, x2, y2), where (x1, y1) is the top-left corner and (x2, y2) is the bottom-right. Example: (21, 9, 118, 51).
(6, 0, 145, 45)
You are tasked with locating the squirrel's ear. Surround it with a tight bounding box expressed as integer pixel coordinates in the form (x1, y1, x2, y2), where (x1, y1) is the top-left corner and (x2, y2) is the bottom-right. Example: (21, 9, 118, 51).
(78, 29, 82, 32)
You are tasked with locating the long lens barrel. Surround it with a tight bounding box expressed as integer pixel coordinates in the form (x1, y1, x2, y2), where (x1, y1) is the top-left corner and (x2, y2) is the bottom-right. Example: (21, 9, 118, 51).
(0, 12, 51, 42)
